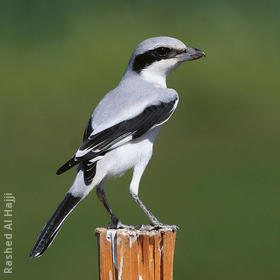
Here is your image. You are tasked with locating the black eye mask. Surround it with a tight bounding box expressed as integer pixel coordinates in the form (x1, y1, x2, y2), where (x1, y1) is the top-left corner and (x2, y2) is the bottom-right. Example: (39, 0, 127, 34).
(133, 47, 186, 73)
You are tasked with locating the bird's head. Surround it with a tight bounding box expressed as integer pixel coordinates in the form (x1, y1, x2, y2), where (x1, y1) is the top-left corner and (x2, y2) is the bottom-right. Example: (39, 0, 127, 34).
(124, 36, 205, 88)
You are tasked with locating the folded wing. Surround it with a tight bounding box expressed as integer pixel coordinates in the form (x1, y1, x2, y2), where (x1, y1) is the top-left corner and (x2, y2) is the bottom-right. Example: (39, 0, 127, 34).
(56, 98, 178, 183)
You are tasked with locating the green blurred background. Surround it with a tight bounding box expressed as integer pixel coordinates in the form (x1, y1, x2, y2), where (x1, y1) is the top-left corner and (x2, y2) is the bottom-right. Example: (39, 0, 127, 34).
(1, 0, 280, 279)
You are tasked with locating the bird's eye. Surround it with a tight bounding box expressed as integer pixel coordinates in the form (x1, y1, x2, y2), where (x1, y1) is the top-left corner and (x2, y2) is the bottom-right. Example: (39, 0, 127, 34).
(155, 47, 171, 57)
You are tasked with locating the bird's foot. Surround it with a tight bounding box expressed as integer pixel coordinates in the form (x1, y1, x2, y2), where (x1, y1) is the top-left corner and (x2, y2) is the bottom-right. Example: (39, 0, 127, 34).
(150, 222, 179, 231)
(135, 224, 155, 231)
(135, 223, 179, 231)
(107, 217, 135, 230)
(107, 216, 179, 231)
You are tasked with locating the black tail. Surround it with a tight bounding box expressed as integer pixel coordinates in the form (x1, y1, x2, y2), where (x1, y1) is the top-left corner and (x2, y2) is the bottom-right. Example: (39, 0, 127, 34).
(29, 193, 81, 258)
(56, 156, 78, 175)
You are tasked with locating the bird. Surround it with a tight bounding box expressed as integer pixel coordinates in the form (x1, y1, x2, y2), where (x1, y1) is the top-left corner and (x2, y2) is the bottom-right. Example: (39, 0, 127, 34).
(30, 36, 205, 258)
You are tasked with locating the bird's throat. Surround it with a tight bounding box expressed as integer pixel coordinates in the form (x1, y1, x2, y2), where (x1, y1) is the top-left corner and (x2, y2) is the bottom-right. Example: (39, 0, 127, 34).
(140, 69, 167, 88)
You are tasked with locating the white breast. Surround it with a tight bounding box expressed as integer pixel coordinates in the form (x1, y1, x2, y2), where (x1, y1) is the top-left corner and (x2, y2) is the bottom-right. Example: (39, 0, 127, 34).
(95, 127, 161, 179)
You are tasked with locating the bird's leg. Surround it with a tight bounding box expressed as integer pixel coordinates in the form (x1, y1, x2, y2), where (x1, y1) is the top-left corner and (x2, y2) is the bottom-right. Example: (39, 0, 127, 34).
(130, 164, 163, 227)
(130, 164, 178, 230)
(130, 192, 178, 230)
(96, 187, 120, 228)
(130, 191, 161, 225)
(96, 182, 134, 229)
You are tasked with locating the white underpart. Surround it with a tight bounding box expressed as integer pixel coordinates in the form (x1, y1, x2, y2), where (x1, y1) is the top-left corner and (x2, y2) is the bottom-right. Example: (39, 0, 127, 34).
(69, 127, 160, 198)
(140, 58, 179, 88)
(129, 158, 151, 196)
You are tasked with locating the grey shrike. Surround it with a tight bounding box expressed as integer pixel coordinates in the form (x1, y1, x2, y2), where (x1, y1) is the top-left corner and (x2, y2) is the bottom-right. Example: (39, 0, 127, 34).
(30, 36, 205, 258)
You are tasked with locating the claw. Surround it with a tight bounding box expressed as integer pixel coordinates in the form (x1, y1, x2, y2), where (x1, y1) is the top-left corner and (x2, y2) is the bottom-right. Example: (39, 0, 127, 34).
(135, 223, 179, 231)
(107, 219, 136, 230)
(151, 223, 179, 231)
(107, 219, 179, 231)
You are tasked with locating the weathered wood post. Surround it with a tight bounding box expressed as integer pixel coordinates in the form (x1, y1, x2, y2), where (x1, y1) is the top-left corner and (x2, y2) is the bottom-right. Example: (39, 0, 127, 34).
(95, 227, 177, 280)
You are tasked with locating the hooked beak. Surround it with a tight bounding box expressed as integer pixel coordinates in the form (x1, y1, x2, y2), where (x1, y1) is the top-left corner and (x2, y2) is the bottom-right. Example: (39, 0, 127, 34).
(176, 47, 206, 62)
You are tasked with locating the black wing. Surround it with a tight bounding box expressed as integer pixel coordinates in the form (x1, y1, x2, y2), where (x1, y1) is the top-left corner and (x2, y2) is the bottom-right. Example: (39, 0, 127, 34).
(56, 98, 177, 180)
(80, 116, 97, 185)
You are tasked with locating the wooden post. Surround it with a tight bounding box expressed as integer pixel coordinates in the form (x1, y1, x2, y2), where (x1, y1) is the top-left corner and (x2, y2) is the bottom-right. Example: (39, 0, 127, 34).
(95, 227, 177, 280)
